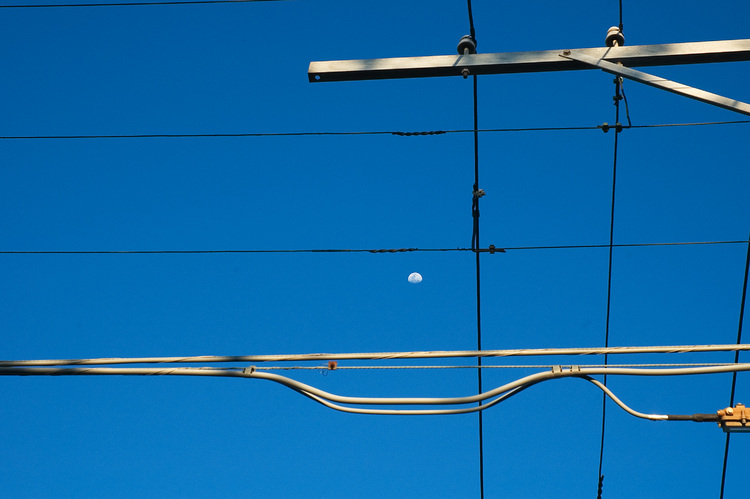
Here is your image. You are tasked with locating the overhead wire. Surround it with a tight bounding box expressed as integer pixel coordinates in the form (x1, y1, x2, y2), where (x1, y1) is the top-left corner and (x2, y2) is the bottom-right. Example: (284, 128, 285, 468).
(463, 1, 484, 495)
(1, 363, 748, 417)
(719, 232, 750, 499)
(225, 362, 747, 371)
(4, 343, 749, 367)
(0, 0, 285, 8)
(597, 55, 626, 499)
(1, 121, 749, 141)
(1, 239, 746, 255)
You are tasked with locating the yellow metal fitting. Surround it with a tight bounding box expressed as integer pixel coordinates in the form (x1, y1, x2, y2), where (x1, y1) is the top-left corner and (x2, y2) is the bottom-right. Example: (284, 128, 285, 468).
(717, 403, 750, 433)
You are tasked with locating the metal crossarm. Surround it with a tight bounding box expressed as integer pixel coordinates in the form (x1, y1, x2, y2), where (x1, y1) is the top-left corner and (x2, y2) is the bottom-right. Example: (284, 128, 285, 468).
(308, 39, 750, 83)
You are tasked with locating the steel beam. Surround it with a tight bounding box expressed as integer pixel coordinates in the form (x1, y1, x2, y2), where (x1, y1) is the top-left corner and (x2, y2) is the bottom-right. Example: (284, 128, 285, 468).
(309, 39, 750, 83)
(560, 50, 750, 116)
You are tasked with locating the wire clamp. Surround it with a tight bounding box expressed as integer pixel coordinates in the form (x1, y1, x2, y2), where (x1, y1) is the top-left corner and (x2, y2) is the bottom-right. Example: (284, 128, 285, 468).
(551, 365, 563, 374)
(717, 403, 750, 432)
(243, 366, 256, 375)
(599, 122, 623, 133)
(473, 189, 486, 198)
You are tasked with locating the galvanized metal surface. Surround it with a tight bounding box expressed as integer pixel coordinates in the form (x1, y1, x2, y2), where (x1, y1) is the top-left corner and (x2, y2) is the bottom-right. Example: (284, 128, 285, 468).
(561, 50, 750, 116)
(308, 39, 750, 82)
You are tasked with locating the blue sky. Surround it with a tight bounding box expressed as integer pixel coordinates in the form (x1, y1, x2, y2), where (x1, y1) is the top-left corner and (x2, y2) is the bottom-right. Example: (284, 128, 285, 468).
(1, 0, 749, 497)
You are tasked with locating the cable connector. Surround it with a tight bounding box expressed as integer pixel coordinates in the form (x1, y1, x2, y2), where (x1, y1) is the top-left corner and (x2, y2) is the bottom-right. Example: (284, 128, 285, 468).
(599, 122, 623, 133)
(717, 403, 750, 433)
(473, 189, 486, 198)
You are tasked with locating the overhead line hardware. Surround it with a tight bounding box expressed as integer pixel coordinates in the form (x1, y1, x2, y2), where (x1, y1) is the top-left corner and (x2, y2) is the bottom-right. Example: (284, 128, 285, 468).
(309, 39, 750, 83)
(559, 50, 750, 116)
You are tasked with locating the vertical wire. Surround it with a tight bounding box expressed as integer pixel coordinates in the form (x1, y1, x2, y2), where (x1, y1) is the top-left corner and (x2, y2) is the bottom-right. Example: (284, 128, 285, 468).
(597, 76, 622, 499)
(719, 232, 750, 498)
(471, 73, 485, 499)
(466, 2, 482, 496)
(467, 0, 476, 39)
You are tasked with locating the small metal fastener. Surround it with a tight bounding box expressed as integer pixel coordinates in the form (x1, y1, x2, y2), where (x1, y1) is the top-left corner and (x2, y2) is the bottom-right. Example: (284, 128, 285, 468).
(562, 49, 571, 55)
(243, 366, 256, 374)
(461, 68, 470, 78)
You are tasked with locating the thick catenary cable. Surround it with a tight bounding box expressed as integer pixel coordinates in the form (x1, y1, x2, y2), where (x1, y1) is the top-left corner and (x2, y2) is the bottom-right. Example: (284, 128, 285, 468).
(4, 344, 750, 367)
(248, 362, 739, 371)
(1, 364, 748, 417)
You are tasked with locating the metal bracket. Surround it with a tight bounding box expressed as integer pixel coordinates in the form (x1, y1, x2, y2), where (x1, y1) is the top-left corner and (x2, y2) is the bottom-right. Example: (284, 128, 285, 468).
(560, 49, 750, 116)
(717, 403, 750, 433)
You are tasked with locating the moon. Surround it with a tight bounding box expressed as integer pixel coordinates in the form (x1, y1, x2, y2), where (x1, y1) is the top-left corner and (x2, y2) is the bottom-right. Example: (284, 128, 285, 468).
(408, 272, 423, 284)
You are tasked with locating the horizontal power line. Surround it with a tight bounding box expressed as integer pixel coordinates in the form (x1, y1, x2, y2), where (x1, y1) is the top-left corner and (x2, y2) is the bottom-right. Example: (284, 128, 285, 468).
(250, 362, 739, 371)
(1, 240, 746, 255)
(1, 120, 749, 141)
(0, 0, 285, 8)
(2, 343, 749, 367)
(1, 363, 748, 418)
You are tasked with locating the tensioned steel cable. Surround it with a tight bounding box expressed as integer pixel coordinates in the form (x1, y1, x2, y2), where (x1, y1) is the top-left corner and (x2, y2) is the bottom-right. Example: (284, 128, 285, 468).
(249, 362, 743, 371)
(1, 240, 745, 255)
(597, 70, 624, 499)
(4, 344, 750, 367)
(464, 1, 484, 496)
(471, 71, 486, 499)
(2, 121, 748, 140)
(719, 232, 750, 499)
(0, 0, 285, 8)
